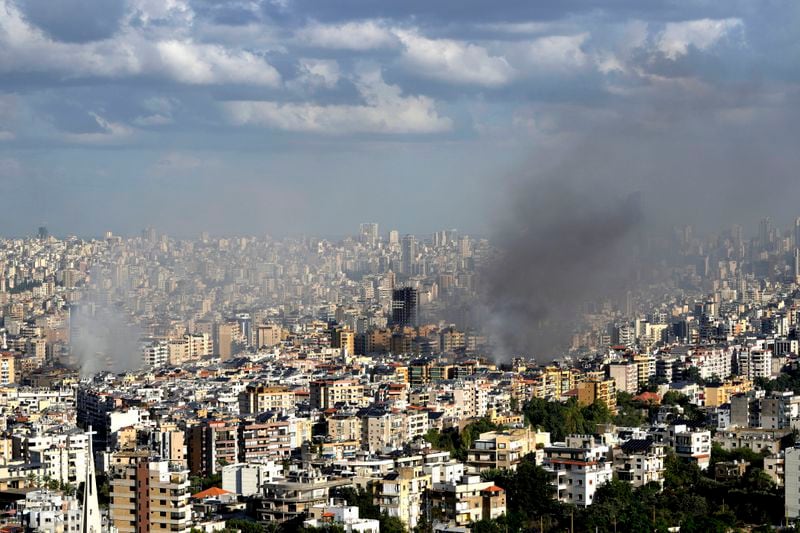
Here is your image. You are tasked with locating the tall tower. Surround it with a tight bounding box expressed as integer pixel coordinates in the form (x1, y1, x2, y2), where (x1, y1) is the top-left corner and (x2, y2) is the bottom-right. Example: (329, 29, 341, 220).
(81, 427, 102, 533)
(391, 287, 419, 328)
(401, 235, 417, 276)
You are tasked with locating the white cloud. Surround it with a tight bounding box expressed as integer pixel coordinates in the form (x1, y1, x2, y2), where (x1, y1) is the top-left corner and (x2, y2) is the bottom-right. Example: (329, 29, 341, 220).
(156, 40, 281, 86)
(62, 112, 135, 144)
(0, 0, 280, 86)
(657, 18, 743, 60)
(133, 114, 172, 126)
(290, 58, 341, 91)
(395, 30, 516, 87)
(225, 69, 452, 134)
(522, 33, 589, 70)
(297, 20, 397, 50)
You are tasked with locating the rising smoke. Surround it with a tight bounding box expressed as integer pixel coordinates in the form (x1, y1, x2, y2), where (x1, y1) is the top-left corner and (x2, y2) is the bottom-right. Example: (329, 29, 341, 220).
(70, 297, 142, 376)
(483, 172, 644, 362)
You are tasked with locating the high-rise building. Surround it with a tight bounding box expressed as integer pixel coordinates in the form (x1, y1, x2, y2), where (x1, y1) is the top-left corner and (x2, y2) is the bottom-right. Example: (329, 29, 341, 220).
(359, 223, 379, 246)
(577, 378, 617, 413)
(786, 446, 800, 519)
(401, 235, 417, 275)
(108, 452, 193, 533)
(330, 327, 355, 356)
(236, 313, 253, 346)
(389, 230, 400, 247)
(215, 322, 237, 361)
(391, 287, 418, 328)
(607, 362, 638, 394)
(256, 324, 282, 349)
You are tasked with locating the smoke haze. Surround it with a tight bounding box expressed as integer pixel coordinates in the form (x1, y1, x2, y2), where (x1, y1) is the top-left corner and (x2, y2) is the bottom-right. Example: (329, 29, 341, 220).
(483, 172, 644, 360)
(70, 299, 142, 376)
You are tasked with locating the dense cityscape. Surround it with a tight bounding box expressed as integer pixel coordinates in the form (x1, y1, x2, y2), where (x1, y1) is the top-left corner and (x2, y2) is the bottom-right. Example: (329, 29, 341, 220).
(0, 217, 799, 531)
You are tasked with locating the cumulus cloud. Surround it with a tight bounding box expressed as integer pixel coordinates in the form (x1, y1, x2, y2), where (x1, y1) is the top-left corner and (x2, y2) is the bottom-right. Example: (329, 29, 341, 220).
(289, 58, 341, 91)
(656, 18, 744, 60)
(225, 69, 452, 134)
(0, 0, 280, 86)
(156, 40, 281, 86)
(297, 20, 397, 50)
(522, 33, 589, 70)
(395, 29, 516, 87)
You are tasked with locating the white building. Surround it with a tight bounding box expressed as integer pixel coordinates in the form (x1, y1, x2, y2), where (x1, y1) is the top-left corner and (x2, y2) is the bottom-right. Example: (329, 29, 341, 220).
(542, 435, 613, 507)
(785, 446, 800, 519)
(143, 340, 169, 368)
(736, 348, 772, 380)
(649, 424, 711, 470)
(20, 489, 82, 533)
(222, 462, 282, 497)
(304, 502, 380, 533)
(613, 439, 665, 488)
(20, 428, 90, 488)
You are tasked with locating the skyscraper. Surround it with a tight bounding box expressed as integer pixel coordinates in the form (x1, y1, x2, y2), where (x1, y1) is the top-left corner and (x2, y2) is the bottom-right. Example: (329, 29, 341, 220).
(359, 223, 379, 246)
(401, 235, 417, 276)
(391, 287, 418, 328)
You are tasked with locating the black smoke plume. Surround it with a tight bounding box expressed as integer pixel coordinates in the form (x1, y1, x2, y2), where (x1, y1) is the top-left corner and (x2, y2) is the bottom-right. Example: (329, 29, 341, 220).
(483, 174, 644, 361)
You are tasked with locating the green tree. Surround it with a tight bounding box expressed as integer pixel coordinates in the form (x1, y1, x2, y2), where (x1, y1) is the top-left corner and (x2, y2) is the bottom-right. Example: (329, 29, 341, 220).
(225, 518, 265, 533)
(379, 515, 406, 533)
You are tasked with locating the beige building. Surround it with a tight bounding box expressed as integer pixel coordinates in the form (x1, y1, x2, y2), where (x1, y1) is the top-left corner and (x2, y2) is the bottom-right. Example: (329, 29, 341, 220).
(168, 333, 212, 365)
(428, 474, 506, 528)
(578, 378, 617, 413)
(531, 367, 576, 400)
(608, 362, 638, 395)
(239, 385, 296, 415)
(327, 415, 362, 443)
(331, 328, 355, 356)
(216, 322, 238, 361)
(109, 452, 193, 533)
(466, 428, 547, 472)
(0, 352, 15, 385)
(704, 378, 753, 408)
(378, 466, 430, 529)
(256, 324, 282, 349)
(309, 379, 365, 410)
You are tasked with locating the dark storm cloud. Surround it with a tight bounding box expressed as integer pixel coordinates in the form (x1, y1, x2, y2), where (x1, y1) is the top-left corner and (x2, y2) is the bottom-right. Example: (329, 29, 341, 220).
(16, 0, 126, 43)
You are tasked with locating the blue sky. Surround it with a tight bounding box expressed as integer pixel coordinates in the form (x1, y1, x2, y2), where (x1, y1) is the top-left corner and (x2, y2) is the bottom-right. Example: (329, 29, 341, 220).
(0, 0, 799, 237)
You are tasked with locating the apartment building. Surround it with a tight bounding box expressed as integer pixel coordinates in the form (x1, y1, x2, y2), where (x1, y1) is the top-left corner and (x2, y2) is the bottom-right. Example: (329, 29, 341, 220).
(310, 379, 365, 410)
(577, 379, 617, 413)
(239, 385, 296, 415)
(108, 452, 193, 533)
(542, 435, 613, 507)
(466, 428, 545, 472)
(612, 439, 665, 488)
(428, 474, 506, 528)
